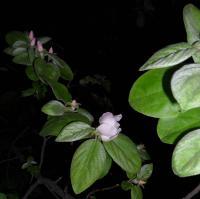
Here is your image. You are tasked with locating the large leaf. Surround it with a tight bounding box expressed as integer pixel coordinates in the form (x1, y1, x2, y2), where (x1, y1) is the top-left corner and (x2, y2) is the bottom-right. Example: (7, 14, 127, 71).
(40, 112, 91, 137)
(5, 31, 27, 45)
(171, 64, 200, 111)
(129, 68, 179, 118)
(12, 52, 31, 66)
(70, 139, 111, 194)
(34, 58, 60, 83)
(172, 129, 200, 177)
(157, 107, 200, 144)
(42, 100, 66, 116)
(103, 134, 141, 175)
(50, 81, 72, 103)
(139, 42, 195, 71)
(183, 4, 200, 63)
(25, 65, 39, 81)
(55, 121, 94, 142)
(77, 108, 94, 123)
(51, 55, 73, 80)
(131, 185, 143, 199)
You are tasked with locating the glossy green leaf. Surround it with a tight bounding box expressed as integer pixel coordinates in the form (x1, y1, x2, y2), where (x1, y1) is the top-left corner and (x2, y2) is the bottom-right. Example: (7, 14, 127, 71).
(183, 4, 200, 63)
(172, 129, 200, 177)
(42, 100, 66, 116)
(139, 42, 195, 71)
(25, 65, 39, 81)
(131, 186, 143, 199)
(5, 31, 27, 45)
(34, 58, 60, 83)
(77, 108, 94, 123)
(55, 121, 94, 142)
(129, 68, 179, 118)
(50, 81, 72, 103)
(12, 47, 26, 56)
(51, 55, 73, 80)
(157, 107, 200, 144)
(171, 64, 200, 111)
(137, 163, 153, 181)
(40, 112, 90, 137)
(70, 139, 110, 194)
(103, 134, 141, 175)
(38, 37, 51, 44)
(12, 52, 31, 65)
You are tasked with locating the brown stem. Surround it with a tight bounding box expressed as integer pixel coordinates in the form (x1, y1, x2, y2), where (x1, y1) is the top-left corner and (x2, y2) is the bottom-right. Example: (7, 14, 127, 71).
(22, 180, 40, 199)
(86, 184, 120, 199)
(182, 183, 200, 199)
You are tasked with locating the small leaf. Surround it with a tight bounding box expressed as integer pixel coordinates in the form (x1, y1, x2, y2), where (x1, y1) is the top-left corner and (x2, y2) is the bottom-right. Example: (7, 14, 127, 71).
(103, 134, 141, 175)
(21, 88, 35, 97)
(157, 107, 200, 144)
(183, 4, 200, 63)
(121, 181, 132, 191)
(51, 55, 73, 80)
(70, 139, 111, 194)
(50, 81, 72, 103)
(12, 52, 31, 65)
(129, 68, 179, 118)
(55, 121, 94, 142)
(34, 58, 60, 83)
(131, 186, 143, 199)
(5, 31, 27, 45)
(137, 163, 153, 181)
(42, 100, 66, 116)
(172, 129, 200, 177)
(171, 64, 200, 111)
(25, 65, 39, 81)
(77, 108, 94, 123)
(38, 37, 51, 44)
(40, 112, 90, 137)
(139, 42, 196, 71)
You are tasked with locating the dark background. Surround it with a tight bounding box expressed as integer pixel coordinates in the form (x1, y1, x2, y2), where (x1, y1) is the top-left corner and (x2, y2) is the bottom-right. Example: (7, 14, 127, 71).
(0, 0, 200, 198)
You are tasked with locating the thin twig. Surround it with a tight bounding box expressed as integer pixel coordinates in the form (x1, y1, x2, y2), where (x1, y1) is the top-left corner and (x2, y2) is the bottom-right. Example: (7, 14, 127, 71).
(86, 184, 120, 199)
(182, 183, 200, 199)
(39, 137, 49, 170)
(22, 180, 40, 199)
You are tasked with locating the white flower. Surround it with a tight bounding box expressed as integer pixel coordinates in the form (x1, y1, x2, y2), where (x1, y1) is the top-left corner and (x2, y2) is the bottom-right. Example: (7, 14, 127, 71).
(96, 112, 122, 141)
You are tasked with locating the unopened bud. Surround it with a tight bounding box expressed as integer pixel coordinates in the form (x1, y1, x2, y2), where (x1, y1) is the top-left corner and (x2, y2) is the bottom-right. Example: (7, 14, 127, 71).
(37, 41, 44, 52)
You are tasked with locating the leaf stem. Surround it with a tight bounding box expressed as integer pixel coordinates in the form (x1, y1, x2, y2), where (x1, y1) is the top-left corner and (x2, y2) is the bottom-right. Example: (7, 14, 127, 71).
(182, 183, 200, 199)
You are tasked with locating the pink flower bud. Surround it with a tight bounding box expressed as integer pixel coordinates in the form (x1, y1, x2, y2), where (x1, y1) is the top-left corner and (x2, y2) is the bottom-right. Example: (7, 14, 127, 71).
(48, 47, 53, 54)
(96, 112, 122, 141)
(37, 41, 44, 52)
(29, 31, 34, 41)
(30, 38, 36, 46)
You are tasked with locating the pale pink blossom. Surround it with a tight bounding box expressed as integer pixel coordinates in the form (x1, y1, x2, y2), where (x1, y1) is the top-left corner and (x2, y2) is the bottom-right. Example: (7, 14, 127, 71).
(30, 38, 36, 46)
(29, 31, 34, 41)
(37, 41, 44, 52)
(96, 112, 122, 141)
(48, 47, 53, 54)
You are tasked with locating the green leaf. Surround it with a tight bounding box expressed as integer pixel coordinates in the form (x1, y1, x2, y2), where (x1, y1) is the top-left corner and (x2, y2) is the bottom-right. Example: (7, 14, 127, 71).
(40, 112, 90, 137)
(172, 129, 200, 177)
(171, 64, 200, 111)
(21, 88, 35, 97)
(157, 107, 200, 144)
(25, 66, 39, 81)
(121, 181, 132, 191)
(12, 47, 27, 56)
(5, 31, 27, 45)
(12, 40, 27, 48)
(77, 108, 94, 123)
(129, 68, 180, 118)
(131, 186, 143, 199)
(103, 134, 141, 175)
(42, 100, 66, 116)
(12, 52, 31, 66)
(50, 81, 72, 103)
(0, 193, 7, 199)
(51, 55, 73, 80)
(38, 37, 51, 44)
(34, 58, 60, 83)
(137, 163, 153, 181)
(183, 4, 200, 63)
(70, 139, 111, 194)
(139, 42, 195, 71)
(55, 121, 94, 142)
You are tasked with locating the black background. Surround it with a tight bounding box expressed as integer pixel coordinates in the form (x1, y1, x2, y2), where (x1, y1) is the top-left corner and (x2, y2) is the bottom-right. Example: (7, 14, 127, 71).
(0, 0, 200, 198)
